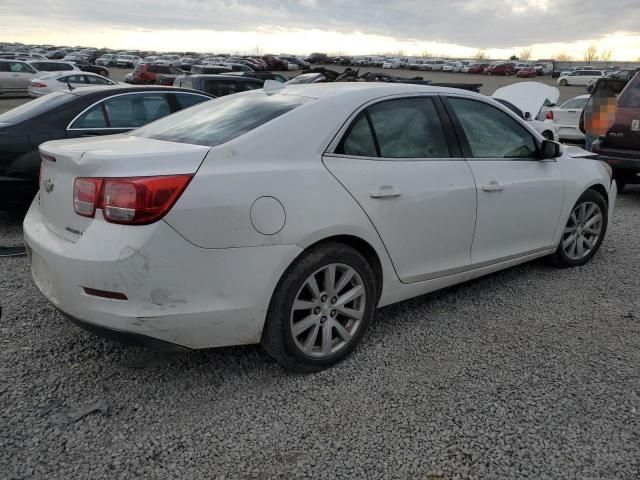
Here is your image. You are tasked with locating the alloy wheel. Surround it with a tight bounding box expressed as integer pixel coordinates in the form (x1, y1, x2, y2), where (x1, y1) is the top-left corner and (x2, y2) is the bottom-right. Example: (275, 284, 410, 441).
(290, 263, 366, 358)
(562, 201, 603, 260)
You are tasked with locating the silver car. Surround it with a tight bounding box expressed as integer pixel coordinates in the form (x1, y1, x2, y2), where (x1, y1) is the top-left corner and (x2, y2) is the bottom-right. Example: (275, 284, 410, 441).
(0, 59, 38, 96)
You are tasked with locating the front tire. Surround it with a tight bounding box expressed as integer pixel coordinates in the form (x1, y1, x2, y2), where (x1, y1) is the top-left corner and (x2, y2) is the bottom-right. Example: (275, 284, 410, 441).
(261, 243, 377, 372)
(559, 79, 568, 86)
(549, 190, 608, 268)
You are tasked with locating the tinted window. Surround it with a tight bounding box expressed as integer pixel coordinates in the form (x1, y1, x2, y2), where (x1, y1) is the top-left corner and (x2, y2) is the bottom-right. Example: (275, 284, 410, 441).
(71, 104, 108, 129)
(618, 75, 640, 108)
(448, 97, 537, 159)
(103, 94, 171, 128)
(133, 92, 311, 146)
(87, 75, 111, 85)
(240, 81, 263, 91)
(368, 98, 450, 158)
(0, 91, 72, 124)
(204, 80, 239, 96)
(338, 113, 377, 157)
(174, 93, 211, 109)
(57, 75, 87, 84)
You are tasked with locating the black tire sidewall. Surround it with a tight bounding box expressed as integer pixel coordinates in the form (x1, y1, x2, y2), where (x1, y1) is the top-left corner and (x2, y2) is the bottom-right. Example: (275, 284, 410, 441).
(262, 243, 376, 371)
(553, 189, 608, 267)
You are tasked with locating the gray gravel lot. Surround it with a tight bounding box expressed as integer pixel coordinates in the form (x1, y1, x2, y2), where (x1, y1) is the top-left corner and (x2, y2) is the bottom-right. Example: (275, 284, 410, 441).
(1, 188, 639, 479)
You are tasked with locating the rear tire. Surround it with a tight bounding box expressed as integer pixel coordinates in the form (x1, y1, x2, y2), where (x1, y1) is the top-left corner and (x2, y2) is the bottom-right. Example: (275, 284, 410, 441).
(549, 190, 608, 268)
(559, 79, 568, 86)
(261, 243, 377, 372)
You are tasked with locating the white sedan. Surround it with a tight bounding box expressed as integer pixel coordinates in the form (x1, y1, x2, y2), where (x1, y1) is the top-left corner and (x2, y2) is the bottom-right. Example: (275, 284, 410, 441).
(28, 72, 117, 97)
(25, 83, 616, 371)
(545, 94, 591, 141)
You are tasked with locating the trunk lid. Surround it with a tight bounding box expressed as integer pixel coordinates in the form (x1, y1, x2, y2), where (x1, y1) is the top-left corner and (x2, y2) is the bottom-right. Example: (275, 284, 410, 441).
(38, 134, 210, 242)
(493, 82, 560, 119)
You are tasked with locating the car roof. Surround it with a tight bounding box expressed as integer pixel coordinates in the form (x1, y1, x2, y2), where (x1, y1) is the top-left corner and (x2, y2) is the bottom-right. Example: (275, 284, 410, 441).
(188, 74, 263, 82)
(64, 85, 216, 97)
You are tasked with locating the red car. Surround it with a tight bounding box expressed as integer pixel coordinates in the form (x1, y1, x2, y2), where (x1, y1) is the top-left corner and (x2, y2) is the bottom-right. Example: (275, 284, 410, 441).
(487, 63, 515, 76)
(466, 63, 488, 74)
(132, 63, 184, 85)
(517, 67, 538, 78)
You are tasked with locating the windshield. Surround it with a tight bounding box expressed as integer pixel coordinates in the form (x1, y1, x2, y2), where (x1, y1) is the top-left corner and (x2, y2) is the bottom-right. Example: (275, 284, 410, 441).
(132, 91, 313, 146)
(0, 91, 74, 124)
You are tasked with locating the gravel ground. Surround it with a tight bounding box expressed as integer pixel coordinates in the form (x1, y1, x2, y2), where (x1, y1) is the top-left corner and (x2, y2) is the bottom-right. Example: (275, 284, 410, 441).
(1, 187, 639, 479)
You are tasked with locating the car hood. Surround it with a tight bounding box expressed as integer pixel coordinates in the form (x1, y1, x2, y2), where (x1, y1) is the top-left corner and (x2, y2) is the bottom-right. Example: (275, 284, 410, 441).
(493, 82, 560, 118)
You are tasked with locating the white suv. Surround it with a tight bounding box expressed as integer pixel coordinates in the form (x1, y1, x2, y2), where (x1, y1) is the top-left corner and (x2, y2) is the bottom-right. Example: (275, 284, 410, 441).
(557, 69, 605, 86)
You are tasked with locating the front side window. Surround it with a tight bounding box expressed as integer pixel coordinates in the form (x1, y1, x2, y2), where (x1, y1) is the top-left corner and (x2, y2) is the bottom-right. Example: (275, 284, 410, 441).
(133, 92, 311, 146)
(561, 97, 589, 110)
(448, 97, 537, 159)
(337, 97, 450, 159)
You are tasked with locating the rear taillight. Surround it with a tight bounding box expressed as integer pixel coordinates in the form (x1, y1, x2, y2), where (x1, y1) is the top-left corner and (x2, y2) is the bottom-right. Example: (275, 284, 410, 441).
(73, 178, 103, 217)
(546, 110, 554, 120)
(73, 175, 192, 225)
(31, 82, 47, 88)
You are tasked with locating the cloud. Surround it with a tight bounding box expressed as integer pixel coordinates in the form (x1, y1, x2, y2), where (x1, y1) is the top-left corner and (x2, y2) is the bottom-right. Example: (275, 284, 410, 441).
(1, 0, 638, 49)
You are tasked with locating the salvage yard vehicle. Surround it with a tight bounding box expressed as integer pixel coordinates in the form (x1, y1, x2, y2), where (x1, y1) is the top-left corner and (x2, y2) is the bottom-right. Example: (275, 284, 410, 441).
(95, 54, 117, 67)
(487, 62, 515, 76)
(27, 60, 80, 73)
(545, 94, 590, 141)
(592, 72, 640, 191)
(24, 83, 616, 371)
(557, 69, 605, 86)
(28, 71, 117, 97)
(492, 82, 560, 140)
(0, 86, 213, 209)
(116, 55, 142, 68)
(173, 74, 263, 96)
(132, 62, 184, 85)
(516, 67, 538, 78)
(0, 59, 38, 95)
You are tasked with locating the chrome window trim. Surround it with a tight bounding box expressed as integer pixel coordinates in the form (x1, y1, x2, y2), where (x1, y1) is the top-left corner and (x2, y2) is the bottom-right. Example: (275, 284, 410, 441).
(66, 91, 210, 131)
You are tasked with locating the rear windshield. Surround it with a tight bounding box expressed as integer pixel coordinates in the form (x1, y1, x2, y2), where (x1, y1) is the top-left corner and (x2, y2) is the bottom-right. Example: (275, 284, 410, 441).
(0, 91, 73, 124)
(132, 92, 312, 146)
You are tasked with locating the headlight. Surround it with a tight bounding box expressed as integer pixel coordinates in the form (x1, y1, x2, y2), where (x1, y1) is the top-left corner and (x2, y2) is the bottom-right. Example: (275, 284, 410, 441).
(600, 160, 613, 178)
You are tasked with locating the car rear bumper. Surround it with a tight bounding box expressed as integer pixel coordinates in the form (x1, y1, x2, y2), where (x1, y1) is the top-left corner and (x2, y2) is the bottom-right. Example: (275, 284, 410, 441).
(593, 144, 640, 177)
(23, 199, 302, 349)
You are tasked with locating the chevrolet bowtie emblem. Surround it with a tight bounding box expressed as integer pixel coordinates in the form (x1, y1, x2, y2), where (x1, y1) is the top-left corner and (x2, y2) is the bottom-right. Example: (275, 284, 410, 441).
(43, 178, 54, 193)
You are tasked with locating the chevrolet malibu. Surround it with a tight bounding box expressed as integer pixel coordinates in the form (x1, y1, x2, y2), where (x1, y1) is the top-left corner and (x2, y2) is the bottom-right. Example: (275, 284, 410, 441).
(24, 83, 617, 371)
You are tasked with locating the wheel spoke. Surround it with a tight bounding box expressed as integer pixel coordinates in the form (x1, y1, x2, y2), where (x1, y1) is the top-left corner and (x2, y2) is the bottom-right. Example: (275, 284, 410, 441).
(292, 314, 318, 337)
(583, 235, 597, 249)
(584, 226, 600, 235)
(303, 323, 320, 352)
(306, 275, 321, 301)
(336, 305, 364, 321)
(321, 323, 332, 355)
(584, 203, 596, 220)
(563, 233, 577, 249)
(293, 299, 317, 311)
(334, 269, 355, 294)
(332, 320, 352, 342)
(583, 213, 602, 230)
(564, 225, 576, 235)
(323, 264, 336, 295)
(576, 235, 586, 257)
(336, 285, 364, 307)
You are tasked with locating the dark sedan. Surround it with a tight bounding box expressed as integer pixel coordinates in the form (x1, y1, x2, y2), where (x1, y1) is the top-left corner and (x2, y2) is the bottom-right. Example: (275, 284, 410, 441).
(0, 86, 214, 209)
(70, 60, 110, 77)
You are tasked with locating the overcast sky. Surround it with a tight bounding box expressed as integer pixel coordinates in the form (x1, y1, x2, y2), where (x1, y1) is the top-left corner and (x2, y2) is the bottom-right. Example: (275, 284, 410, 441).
(2, 0, 640, 59)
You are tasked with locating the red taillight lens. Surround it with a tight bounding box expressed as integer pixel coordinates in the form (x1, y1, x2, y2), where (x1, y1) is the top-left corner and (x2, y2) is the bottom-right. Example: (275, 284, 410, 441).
(546, 110, 554, 120)
(101, 175, 192, 225)
(73, 178, 103, 217)
(31, 82, 47, 88)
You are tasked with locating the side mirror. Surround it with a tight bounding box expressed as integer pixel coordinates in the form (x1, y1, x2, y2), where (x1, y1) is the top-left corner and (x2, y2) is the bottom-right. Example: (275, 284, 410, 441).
(540, 139, 561, 159)
(524, 112, 532, 120)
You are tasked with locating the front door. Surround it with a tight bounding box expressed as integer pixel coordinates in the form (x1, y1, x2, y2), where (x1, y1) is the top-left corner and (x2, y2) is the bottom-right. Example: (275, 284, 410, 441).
(445, 96, 565, 265)
(323, 96, 477, 283)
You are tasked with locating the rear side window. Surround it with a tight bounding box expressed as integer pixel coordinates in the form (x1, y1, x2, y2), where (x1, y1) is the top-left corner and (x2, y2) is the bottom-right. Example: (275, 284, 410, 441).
(618, 74, 640, 108)
(337, 97, 450, 159)
(561, 97, 589, 110)
(174, 93, 211, 109)
(133, 92, 311, 146)
(104, 94, 171, 128)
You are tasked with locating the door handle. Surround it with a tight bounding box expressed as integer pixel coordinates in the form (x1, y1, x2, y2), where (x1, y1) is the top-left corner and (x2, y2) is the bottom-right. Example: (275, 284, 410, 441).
(370, 185, 402, 198)
(481, 181, 504, 192)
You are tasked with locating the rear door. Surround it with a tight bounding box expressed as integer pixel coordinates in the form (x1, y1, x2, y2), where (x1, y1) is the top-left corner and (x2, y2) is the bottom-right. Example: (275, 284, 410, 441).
(444, 95, 565, 265)
(323, 95, 477, 283)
